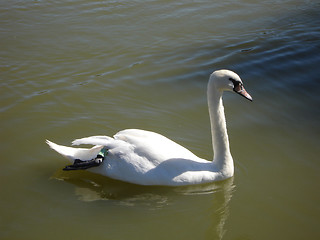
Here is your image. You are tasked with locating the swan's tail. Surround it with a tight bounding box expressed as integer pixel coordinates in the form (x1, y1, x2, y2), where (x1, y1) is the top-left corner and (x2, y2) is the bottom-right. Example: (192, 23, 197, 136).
(46, 140, 104, 163)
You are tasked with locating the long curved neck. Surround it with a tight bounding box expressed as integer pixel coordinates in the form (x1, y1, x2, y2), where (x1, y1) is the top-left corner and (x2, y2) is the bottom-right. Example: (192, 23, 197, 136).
(207, 82, 234, 175)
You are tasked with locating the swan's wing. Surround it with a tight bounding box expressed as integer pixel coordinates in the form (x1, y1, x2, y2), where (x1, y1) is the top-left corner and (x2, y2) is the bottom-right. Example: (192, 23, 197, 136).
(71, 136, 118, 148)
(114, 129, 199, 161)
(64, 129, 200, 168)
(71, 130, 198, 160)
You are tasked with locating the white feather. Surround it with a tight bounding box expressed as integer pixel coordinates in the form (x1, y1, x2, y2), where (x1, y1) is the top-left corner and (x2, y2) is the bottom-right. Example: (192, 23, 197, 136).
(46, 140, 103, 162)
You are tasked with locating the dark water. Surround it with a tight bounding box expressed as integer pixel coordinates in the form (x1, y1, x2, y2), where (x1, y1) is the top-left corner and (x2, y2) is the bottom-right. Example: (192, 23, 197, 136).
(1, 1, 320, 239)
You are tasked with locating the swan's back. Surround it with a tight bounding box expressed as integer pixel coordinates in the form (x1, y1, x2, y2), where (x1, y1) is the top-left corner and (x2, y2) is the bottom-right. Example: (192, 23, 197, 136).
(114, 129, 200, 164)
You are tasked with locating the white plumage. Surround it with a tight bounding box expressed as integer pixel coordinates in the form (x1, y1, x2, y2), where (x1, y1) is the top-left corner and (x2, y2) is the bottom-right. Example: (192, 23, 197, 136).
(47, 70, 252, 186)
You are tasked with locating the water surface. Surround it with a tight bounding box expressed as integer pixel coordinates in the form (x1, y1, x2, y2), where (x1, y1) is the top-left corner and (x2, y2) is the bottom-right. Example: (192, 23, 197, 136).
(1, 0, 320, 239)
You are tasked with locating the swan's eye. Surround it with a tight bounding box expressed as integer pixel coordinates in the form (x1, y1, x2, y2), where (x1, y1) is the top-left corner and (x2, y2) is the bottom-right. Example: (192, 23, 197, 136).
(233, 82, 245, 94)
(229, 78, 243, 91)
(229, 78, 240, 86)
(229, 77, 238, 84)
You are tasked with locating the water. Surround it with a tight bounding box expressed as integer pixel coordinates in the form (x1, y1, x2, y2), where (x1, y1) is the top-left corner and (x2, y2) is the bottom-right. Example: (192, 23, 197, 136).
(1, 0, 320, 239)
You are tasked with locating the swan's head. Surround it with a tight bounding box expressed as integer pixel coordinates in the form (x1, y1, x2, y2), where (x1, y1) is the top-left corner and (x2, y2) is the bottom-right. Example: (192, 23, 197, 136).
(210, 69, 252, 101)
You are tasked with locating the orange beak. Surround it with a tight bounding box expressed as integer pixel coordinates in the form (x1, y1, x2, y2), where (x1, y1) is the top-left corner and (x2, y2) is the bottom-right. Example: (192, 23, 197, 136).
(233, 83, 253, 101)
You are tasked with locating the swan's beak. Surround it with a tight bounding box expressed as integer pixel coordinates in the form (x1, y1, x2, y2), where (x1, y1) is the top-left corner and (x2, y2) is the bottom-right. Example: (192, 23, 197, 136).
(233, 83, 253, 101)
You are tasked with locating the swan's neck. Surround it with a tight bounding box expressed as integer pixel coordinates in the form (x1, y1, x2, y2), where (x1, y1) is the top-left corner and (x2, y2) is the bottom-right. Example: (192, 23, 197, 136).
(207, 85, 234, 175)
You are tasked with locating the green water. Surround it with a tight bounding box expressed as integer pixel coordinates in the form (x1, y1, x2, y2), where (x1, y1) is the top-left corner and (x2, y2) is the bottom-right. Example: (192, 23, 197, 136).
(1, 0, 320, 239)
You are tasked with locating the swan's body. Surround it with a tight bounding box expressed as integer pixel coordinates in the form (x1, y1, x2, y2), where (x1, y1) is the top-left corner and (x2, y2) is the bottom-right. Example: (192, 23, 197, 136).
(47, 70, 252, 186)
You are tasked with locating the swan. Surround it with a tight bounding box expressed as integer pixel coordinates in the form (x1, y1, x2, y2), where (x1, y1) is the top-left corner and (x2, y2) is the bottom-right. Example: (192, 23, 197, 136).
(46, 70, 252, 186)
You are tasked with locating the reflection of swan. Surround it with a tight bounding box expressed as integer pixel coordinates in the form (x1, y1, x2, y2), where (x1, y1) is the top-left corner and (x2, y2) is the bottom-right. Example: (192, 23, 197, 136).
(52, 168, 234, 201)
(52, 170, 235, 239)
(53, 170, 235, 239)
(47, 70, 252, 186)
(209, 177, 235, 239)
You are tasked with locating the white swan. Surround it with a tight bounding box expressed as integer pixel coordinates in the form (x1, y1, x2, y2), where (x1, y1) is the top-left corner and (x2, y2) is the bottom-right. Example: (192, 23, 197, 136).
(47, 70, 252, 186)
